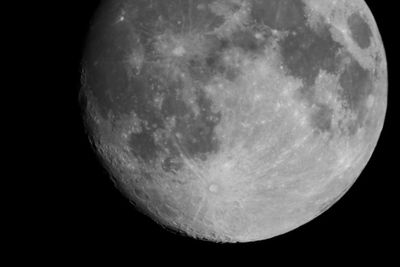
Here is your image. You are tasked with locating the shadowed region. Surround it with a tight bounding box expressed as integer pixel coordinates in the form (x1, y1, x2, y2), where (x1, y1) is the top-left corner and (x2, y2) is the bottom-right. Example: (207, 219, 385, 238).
(83, 21, 143, 118)
(347, 12, 373, 49)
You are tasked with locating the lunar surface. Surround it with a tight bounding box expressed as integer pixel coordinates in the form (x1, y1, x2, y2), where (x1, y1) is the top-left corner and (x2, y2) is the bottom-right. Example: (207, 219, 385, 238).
(80, 0, 387, 242)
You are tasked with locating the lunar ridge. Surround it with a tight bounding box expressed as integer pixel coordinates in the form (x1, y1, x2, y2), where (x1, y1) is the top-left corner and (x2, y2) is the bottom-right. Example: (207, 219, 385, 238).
(81, 0, 387, 242)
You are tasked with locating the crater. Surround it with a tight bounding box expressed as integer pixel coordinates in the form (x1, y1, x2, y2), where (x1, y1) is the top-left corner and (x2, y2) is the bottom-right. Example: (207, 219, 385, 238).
(161, 155, 184, 173)
(347, 12, 373, 49)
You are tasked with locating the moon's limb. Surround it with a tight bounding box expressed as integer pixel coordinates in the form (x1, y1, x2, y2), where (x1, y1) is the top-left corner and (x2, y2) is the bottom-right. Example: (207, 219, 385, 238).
(81, 0, 387, 242)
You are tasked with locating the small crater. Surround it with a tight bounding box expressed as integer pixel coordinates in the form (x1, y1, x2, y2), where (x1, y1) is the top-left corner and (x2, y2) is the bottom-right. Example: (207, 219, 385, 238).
(134, 187, 150, 201)
(161, 156, 183, 173)
(208, 184, 219, 193)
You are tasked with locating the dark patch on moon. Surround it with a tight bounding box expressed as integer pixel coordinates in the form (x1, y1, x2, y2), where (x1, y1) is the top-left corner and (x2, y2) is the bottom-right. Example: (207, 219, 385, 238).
(160, 80, 190, 116)
(83, 7, 150, 119)
(82, 0, 228, 120)
(187, 28, 270, 82)
(251, 0, 307, 31)
(310, 104, 333, 133)
(229, 29, 268, 55)
(83, 40, 136, 118)
(336, 57, 373, 135)
(307, 53, 373, 137)
(186, 35, 242, 82)
(279, 22, 342, 88)
(125, 75, 221, 165)
(347, 12, 373, 49)
(339, 58, 372, 112)
(128, 128, 160, 164)
(173, 89, 222, 161)
(187, 52, 226, 82)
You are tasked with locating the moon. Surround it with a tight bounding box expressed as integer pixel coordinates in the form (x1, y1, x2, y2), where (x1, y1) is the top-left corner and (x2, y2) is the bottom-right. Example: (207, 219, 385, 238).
(80, 0, 387, 242)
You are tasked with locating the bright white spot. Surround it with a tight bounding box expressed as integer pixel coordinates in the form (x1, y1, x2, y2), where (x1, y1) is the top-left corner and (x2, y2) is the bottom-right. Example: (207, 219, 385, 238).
(271, 29, 280, 35)
(116, 10, 126, 23)
(208, 184, 219, 193)
(197, 4, 206, 10)
(118, 16, 125, 23)
(366, 95, 375, 108)
(172, 46, 186, 56)
(253, 93, 263, 101)
(254, 32, 264, 40)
